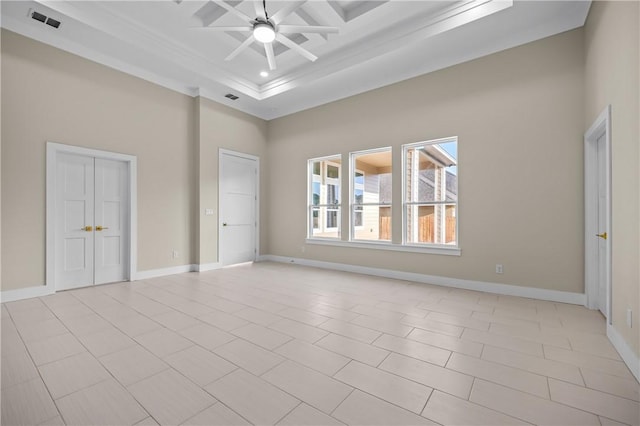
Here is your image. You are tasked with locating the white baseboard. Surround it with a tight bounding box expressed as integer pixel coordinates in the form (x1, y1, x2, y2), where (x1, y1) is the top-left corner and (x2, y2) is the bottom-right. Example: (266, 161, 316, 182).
(194, 263, 222, 272)
(1, 285, 55, 303)
(607, 324, 640, 383)
(2, 262, 223, 303)
(258, 255, 586, 305)
(134, 265, 196, 280)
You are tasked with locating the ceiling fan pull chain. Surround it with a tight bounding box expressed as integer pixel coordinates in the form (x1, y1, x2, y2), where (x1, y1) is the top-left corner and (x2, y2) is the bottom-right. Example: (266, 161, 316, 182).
(263, 0, 269, 20)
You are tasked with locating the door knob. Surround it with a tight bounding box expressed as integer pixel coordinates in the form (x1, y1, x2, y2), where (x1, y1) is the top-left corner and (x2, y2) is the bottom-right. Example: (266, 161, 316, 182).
(96, 226, 109, 231)
(596, 232, 607, 240)
(83, 226, 93, 232)
(222, 223, 228, 227)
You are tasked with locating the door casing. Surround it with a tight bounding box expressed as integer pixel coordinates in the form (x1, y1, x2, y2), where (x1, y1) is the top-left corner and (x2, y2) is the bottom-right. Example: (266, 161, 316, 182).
(46, 142, 137, 292)
(584, 106, 612, 321)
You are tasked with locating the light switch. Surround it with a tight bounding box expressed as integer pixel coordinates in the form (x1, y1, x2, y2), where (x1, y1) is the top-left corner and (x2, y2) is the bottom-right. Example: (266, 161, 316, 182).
(205, 209, 214, 216)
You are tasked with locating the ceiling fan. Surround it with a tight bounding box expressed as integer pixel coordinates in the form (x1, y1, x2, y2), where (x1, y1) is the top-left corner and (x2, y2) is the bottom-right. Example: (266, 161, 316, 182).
(196, 0, 338, 71)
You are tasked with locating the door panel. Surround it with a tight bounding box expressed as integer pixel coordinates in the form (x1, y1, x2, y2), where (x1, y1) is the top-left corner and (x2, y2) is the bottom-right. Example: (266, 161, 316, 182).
(56, 153, 94, 290)
(64, 238, 87, 271)
(94, 158, 128, 285)
(220, 153, 257, 266)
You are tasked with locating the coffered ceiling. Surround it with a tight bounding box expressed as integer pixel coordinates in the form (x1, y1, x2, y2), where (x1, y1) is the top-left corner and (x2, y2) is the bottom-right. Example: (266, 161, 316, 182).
(1, 1, 591, 119)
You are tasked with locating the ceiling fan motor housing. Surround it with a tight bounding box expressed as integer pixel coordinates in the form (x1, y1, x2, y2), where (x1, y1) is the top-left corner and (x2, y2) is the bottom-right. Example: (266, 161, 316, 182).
(253, 19, 275, 43)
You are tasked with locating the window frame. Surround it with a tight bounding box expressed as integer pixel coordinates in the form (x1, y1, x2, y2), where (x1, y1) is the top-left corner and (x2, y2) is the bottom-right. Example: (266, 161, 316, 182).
(349, 147, 393, 242)
(402, 137, 459, 249)
(307, 155, 342, 239)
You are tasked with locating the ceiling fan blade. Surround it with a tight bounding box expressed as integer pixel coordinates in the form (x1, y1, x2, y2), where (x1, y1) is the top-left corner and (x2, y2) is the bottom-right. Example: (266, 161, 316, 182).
(225, 35, 255, 61)
(216, 1, 253, 23)
(190, 26, 253, 32)
(278, 25, 339, 34)
(270, 1, 306, 24)
(264, 43, 277, 71)
(276, 33, 317, 62)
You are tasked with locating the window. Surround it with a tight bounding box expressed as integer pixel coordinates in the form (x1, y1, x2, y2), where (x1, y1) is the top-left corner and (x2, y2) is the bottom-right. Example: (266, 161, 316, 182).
(308, 156, 341, 238)
(351, 148, 392, 241)
(403, 138, 458, 246)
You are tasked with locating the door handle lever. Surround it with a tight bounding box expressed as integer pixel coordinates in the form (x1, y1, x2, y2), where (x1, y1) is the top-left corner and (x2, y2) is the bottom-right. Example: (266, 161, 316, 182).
(596, 232, 607, 240)
(96, 226, 109, 231)
(222, 223, 228, 227)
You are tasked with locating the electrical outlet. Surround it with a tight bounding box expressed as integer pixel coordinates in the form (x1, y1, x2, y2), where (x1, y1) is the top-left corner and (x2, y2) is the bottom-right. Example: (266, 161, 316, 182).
(495, 264, 503, 274)
(627, 308, 633, 328)
(172, 250, 179, 259)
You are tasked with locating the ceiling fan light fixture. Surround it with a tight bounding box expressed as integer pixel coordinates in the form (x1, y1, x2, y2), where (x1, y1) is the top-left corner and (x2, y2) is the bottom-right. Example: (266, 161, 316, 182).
(253, 21, 275, 43)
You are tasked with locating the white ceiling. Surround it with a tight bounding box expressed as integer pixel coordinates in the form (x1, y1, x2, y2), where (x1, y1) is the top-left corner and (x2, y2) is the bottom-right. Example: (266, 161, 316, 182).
(1, 1, 591, 120)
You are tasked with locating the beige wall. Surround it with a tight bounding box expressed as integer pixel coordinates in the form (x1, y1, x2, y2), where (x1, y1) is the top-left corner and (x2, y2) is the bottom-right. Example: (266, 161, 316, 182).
(0, 29, 268, 291)
(196, 97, 269, 265)
(268, 28, 586, 293)
(584, 1, 640, 357)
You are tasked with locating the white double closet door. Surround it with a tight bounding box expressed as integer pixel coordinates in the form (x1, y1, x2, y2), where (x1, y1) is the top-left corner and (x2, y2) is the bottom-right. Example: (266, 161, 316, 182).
(56, 153, 128, 290)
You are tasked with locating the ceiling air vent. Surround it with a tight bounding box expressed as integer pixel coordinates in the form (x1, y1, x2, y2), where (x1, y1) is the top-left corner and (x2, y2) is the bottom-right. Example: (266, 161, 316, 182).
(225, 94, 239, 101)
(31, 11, 46, 23)
(46, 18, 61, 29)
(28, 9, 62, 29)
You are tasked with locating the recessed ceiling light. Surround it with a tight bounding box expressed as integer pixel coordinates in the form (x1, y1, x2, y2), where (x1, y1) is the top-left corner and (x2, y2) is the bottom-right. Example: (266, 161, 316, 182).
(260, 71, 269, 77)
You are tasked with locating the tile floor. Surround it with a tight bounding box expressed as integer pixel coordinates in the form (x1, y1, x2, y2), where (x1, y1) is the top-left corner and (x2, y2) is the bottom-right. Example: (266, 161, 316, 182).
(1, 262, 639, 425)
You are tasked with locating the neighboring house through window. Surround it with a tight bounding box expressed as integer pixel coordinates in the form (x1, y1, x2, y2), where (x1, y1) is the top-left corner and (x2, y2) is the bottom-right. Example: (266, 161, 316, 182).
(403, 138, 458, 246)
(351, 148, 392, 241)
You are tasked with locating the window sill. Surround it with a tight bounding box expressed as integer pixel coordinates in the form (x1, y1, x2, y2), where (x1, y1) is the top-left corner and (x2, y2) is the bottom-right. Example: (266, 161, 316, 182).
(305, 238, 461, 256)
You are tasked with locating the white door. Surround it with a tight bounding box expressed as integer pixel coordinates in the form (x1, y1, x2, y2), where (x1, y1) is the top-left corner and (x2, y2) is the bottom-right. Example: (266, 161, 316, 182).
(56, 154, 128, 290)
(94, 159, 128, 285)
(56, 153, 95, 289)
(219, 151, 258, 266)
(596, 133, 608, 316)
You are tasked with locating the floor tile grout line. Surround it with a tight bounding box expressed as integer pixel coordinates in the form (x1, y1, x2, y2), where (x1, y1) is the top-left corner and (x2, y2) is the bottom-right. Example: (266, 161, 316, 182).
(329, 387, 357, 417)
(334, 384, 433, 420)
(548, 374, 640, 403)
(547, 378, 640, 424)
(375, 355, 477, 397)
(268, 400, 305, 426)
(331, 358, 445, 411)
(468, 378, 550, 425)
(445, 350, 568, 400)
(3, 313, 66, 424)
(418, 387, 435, 419)
(475, 376, 635, 424)
(374, 348, 393, 368)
